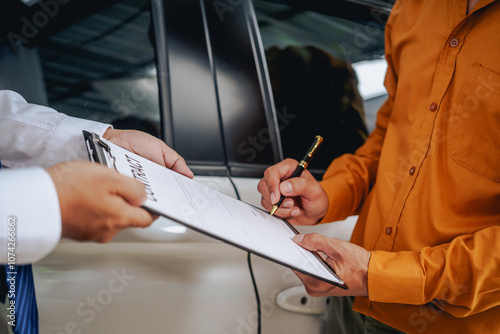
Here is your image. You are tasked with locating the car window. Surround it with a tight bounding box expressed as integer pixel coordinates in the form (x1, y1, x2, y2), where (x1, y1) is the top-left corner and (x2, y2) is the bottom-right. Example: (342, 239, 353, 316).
(254, 0, 390, 172)
(152, 0, 282, 176)
(37, 0, 162, 138)
(30, 0, 390, 177)
(29, 0, 282, 177)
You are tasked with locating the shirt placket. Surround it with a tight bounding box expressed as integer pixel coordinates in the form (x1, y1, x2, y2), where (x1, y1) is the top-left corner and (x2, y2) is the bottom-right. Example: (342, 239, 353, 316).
(373, 15, 478, 252)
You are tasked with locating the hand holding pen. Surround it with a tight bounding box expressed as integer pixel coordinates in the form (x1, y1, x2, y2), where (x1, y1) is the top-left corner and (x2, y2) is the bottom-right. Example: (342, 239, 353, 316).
(257, 136, 329, 225)
(270, 135, 323, 215)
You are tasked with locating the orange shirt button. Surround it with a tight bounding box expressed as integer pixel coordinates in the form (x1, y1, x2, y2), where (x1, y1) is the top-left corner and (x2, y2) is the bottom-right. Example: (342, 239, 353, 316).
(449, 38, 459, 48)
(385, 226, 393, 235)
(409, 166, 416, 175)
(430, 103, 437, 111)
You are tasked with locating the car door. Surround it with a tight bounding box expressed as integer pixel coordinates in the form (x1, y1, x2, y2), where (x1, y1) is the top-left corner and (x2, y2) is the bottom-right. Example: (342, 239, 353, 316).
(0, 0, 391, 332)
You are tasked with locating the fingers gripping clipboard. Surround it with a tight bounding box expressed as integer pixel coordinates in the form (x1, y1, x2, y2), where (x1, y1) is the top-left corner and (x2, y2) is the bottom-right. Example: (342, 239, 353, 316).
(83, 131, 347, 289)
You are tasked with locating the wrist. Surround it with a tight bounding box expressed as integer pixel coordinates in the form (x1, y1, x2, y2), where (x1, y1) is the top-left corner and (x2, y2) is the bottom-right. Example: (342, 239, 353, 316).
(46, 165, 68, 228)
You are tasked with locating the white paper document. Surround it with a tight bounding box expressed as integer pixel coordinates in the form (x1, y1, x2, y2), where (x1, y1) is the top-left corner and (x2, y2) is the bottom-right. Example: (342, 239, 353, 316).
(84, 132, 346, 288)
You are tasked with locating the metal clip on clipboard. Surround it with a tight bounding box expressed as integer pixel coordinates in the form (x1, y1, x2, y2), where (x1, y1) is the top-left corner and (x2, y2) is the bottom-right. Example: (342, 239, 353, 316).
(83, 130, 117, 171)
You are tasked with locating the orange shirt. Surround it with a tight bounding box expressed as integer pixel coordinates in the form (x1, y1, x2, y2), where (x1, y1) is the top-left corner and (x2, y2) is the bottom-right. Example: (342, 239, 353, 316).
(319, 0, 500, 332)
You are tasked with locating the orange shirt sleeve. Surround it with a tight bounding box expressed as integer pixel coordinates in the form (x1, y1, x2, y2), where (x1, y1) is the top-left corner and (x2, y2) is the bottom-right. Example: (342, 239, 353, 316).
(368, 225, 500, 317)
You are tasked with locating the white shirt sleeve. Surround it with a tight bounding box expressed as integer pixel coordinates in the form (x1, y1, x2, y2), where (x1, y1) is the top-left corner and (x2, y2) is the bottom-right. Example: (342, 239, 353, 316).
(0, 89, 112, 264)
(0, 168, 61, 264)
(0, 90, 111, 169)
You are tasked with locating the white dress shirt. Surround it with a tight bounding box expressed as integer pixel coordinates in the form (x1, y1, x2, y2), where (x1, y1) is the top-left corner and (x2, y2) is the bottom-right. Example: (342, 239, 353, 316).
(0, 90, 111, 264)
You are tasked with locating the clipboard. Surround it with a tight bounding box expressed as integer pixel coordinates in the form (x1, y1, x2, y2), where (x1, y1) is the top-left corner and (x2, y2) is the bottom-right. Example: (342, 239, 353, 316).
(83, 130, 347, 289)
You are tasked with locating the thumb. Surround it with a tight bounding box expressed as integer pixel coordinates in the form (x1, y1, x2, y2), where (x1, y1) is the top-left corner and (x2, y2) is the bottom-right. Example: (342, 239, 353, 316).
(169, 157, 194, 179)
(292, 233, 331, 252)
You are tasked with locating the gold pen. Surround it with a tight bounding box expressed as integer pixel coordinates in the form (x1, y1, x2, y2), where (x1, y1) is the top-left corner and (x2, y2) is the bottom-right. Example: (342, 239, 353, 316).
(270, 135, 323, 216)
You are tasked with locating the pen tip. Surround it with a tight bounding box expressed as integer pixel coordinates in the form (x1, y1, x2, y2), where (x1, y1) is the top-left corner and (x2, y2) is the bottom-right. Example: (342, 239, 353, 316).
(270, 205, 278, 216)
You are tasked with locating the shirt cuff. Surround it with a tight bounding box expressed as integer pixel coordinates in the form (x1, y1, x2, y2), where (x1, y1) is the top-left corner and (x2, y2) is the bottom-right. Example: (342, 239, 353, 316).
(0, 168, 61, 264)
(368, 250, 425, 305)
(48, 115, 111, 166)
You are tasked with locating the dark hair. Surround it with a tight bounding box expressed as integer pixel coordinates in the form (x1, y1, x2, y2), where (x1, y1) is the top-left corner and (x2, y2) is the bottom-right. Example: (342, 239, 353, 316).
(266, 45, 368, 170)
